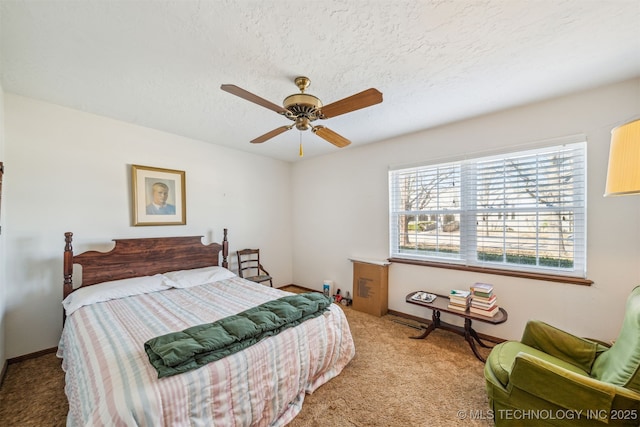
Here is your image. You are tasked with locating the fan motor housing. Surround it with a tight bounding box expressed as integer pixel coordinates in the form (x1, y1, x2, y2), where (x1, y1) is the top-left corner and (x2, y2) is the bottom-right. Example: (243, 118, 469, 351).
(283, 93, 322, 119)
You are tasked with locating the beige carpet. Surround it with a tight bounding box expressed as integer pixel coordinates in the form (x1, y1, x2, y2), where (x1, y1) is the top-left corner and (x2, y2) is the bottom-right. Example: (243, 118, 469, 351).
(0, 351, 68, 426)
(0, 297, 493, 426)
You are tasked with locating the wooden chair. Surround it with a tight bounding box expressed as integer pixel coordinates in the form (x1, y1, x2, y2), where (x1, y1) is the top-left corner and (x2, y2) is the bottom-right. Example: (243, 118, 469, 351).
(236, 249, 273, 287)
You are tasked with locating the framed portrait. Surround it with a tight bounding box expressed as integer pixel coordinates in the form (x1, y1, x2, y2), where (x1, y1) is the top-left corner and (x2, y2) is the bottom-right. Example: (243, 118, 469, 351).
(132, 164, 186, 226)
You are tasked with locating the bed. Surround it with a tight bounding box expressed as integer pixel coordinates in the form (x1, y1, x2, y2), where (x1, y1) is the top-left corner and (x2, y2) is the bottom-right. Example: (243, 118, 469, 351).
(57, 229, 355, 426)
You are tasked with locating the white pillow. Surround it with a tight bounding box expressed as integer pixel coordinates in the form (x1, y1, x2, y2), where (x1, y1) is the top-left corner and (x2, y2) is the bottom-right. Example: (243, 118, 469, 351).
(162, 266, 236, 288)
(63, 274, 171, 315)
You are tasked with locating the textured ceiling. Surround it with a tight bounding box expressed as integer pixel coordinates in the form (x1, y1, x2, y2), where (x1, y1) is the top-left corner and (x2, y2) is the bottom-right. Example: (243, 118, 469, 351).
(1, 0, 639, 162)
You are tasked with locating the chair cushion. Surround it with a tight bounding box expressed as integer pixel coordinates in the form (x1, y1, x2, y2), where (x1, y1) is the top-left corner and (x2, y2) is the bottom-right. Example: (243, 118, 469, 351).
(521, 320, 602, 372)
(591, 286, 640, 392)
(487, 341, 589, 387)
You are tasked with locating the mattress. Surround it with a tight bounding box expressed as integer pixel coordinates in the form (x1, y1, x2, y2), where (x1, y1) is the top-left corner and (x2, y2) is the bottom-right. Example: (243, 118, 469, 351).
(57, 275, 355, 426)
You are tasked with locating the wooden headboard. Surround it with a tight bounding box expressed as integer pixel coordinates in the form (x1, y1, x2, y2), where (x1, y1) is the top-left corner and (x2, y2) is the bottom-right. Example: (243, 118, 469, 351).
(63, 229, 229, 300)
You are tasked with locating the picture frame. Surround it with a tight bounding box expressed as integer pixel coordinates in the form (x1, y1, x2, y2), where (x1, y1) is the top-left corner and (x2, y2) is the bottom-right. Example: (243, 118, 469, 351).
(132, 164, 186, 226)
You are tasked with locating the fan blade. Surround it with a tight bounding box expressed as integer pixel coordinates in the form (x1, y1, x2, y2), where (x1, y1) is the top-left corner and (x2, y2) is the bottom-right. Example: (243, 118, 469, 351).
(250, 126, 292, 144)
(312, 126, 351, 148)
(220, 84, 287, 114)
(319, 88, 383, 119)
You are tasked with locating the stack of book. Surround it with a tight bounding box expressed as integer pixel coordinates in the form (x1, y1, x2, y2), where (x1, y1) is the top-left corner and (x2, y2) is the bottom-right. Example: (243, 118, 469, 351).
(448, 289, 471, 312)
(470, 283, 499, 317)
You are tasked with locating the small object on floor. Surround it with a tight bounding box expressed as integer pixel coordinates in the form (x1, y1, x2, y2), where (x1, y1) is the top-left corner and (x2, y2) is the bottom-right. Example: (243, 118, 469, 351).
(341, 291, 352, 306)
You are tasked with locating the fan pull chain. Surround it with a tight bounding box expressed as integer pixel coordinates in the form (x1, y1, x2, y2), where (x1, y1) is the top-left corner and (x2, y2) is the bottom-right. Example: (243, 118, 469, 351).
(299, 132, 304, 157)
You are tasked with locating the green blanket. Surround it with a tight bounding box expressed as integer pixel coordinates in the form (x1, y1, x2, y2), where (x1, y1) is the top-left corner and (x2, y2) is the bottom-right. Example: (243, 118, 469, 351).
(144, 292, 333, 378)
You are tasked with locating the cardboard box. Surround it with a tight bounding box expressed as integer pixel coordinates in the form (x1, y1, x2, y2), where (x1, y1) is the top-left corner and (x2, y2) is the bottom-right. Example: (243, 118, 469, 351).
(350, 259, 389, 317)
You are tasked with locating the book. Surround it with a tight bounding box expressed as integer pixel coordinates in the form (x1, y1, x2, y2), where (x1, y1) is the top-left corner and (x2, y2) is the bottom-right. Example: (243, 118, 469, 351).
(447, 303, 468, 312)
(471, 283, 493, 293)
(449, 295, 470, 303)
(471, 300, 497, 310)
(449, 289, 471, 313)
(450, 289, 471, 298)
(471, 283, 494, 298)
(472, 294, 497, 303)
(448, 300, 468, 308)
(471, 295, 497, 306)
(470, 305, 499, 317)
(472, 303, 496, 312)
(473, 290, 493, 298)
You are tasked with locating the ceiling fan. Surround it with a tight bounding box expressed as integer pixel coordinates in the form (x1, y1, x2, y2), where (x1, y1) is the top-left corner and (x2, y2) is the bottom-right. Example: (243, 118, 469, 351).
(220, 76, 383, 151)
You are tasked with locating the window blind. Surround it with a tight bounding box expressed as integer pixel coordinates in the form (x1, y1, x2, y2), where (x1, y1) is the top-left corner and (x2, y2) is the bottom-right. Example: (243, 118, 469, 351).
(389, 141, 586, 277)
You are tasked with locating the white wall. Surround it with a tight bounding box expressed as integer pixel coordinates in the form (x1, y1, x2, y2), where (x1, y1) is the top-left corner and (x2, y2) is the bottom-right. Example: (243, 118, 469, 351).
(292, 78, 640, 342)
(3, 94, 293, 358)
(3, 79, 640, 358)
(0, 84, 6, 366)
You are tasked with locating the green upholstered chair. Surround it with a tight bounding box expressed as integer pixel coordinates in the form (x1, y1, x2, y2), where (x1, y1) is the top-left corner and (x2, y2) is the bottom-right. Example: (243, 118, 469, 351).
(485, 286, 640, 426)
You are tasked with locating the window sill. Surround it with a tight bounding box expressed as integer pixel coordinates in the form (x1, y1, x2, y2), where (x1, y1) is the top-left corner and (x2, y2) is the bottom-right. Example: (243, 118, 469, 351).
(387, 258, 593, 286)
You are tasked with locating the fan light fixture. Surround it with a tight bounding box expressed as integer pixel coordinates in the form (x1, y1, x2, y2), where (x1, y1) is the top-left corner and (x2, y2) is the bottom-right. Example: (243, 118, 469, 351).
(220, 76, 383, 151)
(604, 118, 640, 196)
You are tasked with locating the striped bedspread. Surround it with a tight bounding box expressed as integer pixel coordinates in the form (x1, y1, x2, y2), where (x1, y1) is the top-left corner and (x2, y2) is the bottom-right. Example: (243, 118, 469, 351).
(57, 277, 355, 426)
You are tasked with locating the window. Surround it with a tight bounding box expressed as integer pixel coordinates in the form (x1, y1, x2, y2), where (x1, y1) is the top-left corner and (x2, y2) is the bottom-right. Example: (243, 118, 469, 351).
(389, 139, 586, 278)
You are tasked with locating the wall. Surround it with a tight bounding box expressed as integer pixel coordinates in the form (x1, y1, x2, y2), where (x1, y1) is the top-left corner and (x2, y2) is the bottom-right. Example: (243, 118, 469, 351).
(3, 94, 293, 358)
(0, 84, 6, 366)
(3, 79, 639, 358)
(292, 78, 640, 342)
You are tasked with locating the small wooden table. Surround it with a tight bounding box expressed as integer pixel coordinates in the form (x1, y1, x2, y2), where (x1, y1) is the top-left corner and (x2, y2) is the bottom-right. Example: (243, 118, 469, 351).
(405, 291, 508, 362)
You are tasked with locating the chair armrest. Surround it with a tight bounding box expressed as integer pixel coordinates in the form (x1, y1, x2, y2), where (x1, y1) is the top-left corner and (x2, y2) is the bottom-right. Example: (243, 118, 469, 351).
(510, 352, 640, 414)
(521, 320, 607, 372)
(258, 263, 270, 275)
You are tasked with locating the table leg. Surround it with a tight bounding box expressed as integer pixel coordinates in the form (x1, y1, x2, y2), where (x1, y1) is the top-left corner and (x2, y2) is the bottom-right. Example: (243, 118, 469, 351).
(463, 318, 498, 362)
(410, 310, 440, 339)
(468, 327, 493, 348)
(463, 319, 485, 362)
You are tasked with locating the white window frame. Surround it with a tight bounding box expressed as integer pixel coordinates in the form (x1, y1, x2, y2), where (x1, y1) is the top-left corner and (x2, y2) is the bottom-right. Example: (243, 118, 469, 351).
(389, 137, 587, 278)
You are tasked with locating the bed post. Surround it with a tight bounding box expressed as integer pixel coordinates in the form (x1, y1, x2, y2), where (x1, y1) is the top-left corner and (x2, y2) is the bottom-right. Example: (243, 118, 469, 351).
(64, 232, 74, 299)
(222, 228, 229, 269)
